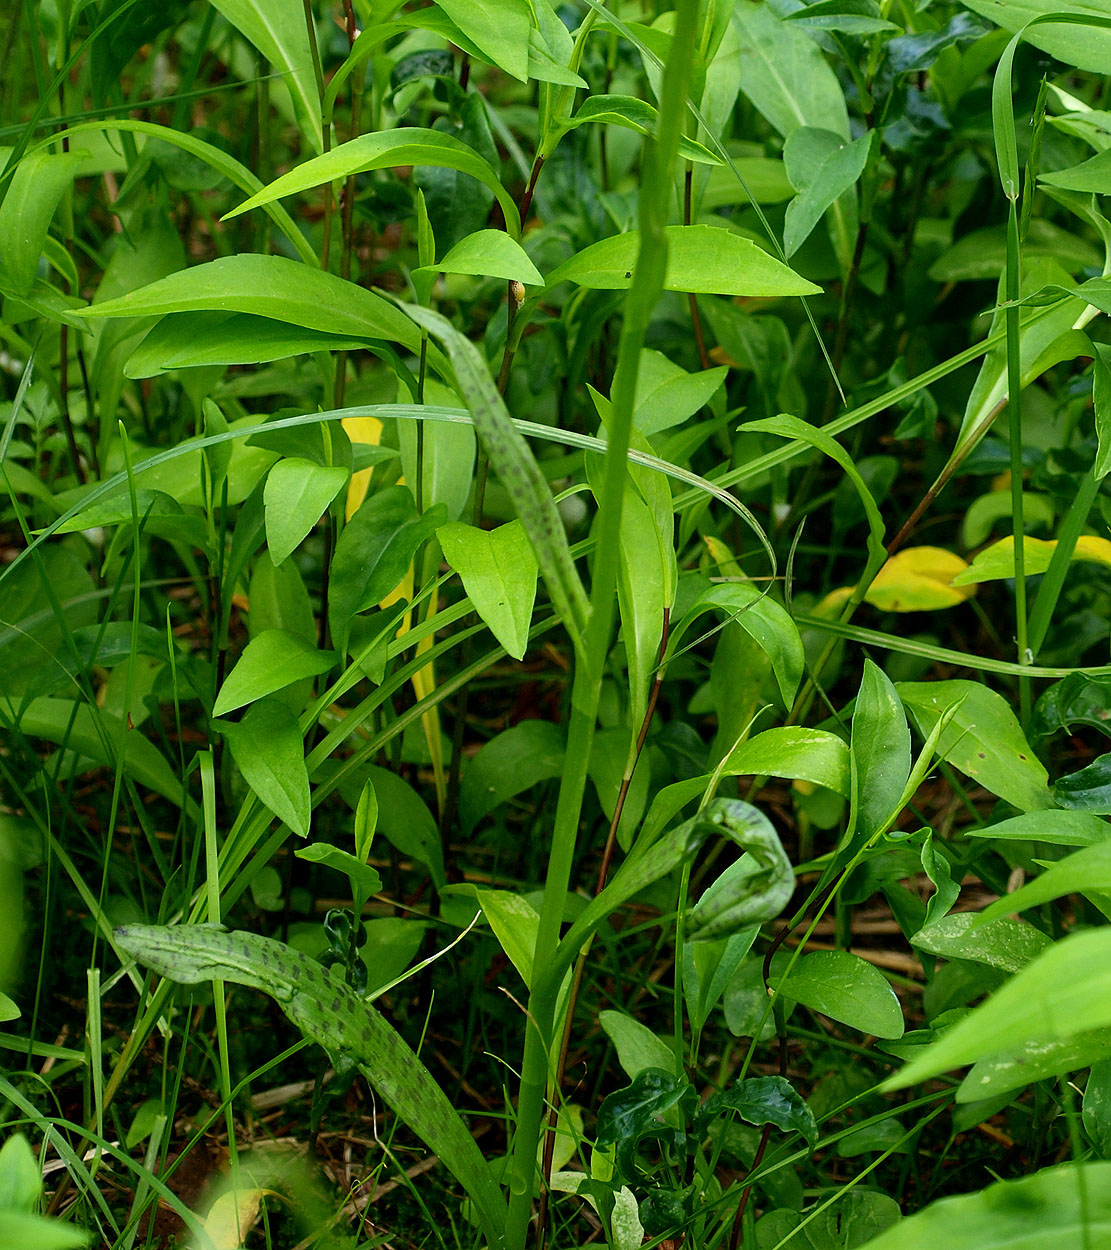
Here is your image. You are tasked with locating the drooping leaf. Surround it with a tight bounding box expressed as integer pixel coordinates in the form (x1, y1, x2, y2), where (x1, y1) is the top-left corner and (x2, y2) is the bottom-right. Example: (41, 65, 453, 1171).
(224, 129, 520, 237)
(963, 0, 1111, 74)
(783, 128, 873, 258)
(0, 149, 89, 296)
(438, 520, 538, 660)
(433, 0, 532, 82)
(264, 458, 349, 566)
(295, 844, 382, 898)
(721, 728, 850, 799)
(214, 630, 336, 717)
(416, 229, 544, 286)
(897, 680, 1053, 812)
(771, 950, 904, 1039)
(595, 1069, 696, 1185)
(546, 225, 820, 297)
(219, 697, 311, 837)
(554, 95, 721, 164)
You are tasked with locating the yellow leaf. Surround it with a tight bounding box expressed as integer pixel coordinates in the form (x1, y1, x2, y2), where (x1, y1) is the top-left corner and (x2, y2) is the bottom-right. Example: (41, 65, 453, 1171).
(1075, 535, 1111, 567)
(202, 1186, 280, 1249)
(814, 585, 854, 617)
(865, 546, 975, 612)
(342, 416, 384, 521)
(702, 534, 743, 580)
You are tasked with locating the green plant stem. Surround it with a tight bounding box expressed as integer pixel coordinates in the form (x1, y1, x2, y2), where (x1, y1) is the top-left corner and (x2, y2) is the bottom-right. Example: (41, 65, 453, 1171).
(1004, 199, 1030, 723)
(503, 6, 700, 1244)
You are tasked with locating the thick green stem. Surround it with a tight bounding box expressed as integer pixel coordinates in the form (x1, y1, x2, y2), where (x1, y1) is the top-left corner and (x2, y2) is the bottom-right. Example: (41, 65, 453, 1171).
(503, 5, 701, 1244)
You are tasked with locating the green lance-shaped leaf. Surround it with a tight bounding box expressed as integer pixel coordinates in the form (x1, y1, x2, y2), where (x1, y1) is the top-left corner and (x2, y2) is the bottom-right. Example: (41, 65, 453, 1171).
(224, 129, 521, 238)
(849, 659, 911, 842)
(405, 304, 590, 653)
(973, 840, 1111, 927)
(415, 229, 543, 287)
(209, 0, 323, 153)
(783, 128, 873, 259)
(114, 924, 507, 1248)
(75, 254, 429, 360)
(884, 927, 1111, 1090)
(548, 95, 721, 164)
(546, 224, 820, 297)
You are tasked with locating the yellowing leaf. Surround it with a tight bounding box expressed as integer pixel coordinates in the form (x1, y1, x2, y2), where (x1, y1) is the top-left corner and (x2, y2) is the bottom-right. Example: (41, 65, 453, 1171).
(343, 415, 384, 520)
(203, 1186, 280, 1249)
(1074, 535, 1111, 567)
(864, 547, 974, 612)
(813, 585, 853, 617)
(952, 534, 1111, 587)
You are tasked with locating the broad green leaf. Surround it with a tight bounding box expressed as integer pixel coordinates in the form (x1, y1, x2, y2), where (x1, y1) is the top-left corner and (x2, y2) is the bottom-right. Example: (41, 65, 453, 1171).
(0, 1212, 88, 1250)
(721, 728, 850, 799)
(865, 546, 975, 611)
(850, 660, 911, 840)
(328, 485, 446, 653)
(912, 912, 1052, 974)
(771, 950, 903, 1038)
(1033, 673, 1111, 742)
(438, 520, 538, 659)
(760, 1191, 900, 1250)
(960, 1030, 1111, 1103)
(599, 1010, 676, 1081)
(224, 129, 521, 237)
(210, 0, 322, 152)
(696, 1075, 818, 1146)
(1056, 753, 1111, 815)
(553, 95, 721, 164)
(962, 0, 1111, 74)
(126, 312, 370, 377)
(965, 809, 1111, 846)
(783, 129, 873, 258)
(476, 889, 540, 986)
(884, 928, 1111, 1089)
(975, 841, 1111, 926)
(5, 697, 185, 810)
(264, 458, 349, 566)
(1043, 148, 1111, 196)
(76, 255, 425, 357)
(929, 221, 1100, 283)
(0, 149, 88, 295)
(458, 720, 565, 834)
(857, 1162, 1111, 1250)
(897, 680, 1053, 812)
(416, 229, 543, 286)
(731, 1, 850, 139)
(53, 488, 209, 552)
(630, 349, 727, 435)
(546, 225, 820, 297)
(434, 0, 531, 81)
(295, 844, 382, 898)
(248, 554, 316, 644)
(219, 697, 310, 837)
(666, 582, 804, 710)
(214, 630, 336, 717)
